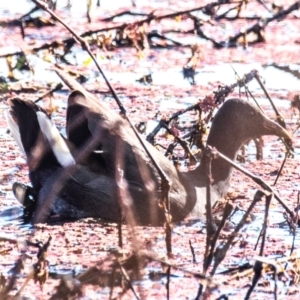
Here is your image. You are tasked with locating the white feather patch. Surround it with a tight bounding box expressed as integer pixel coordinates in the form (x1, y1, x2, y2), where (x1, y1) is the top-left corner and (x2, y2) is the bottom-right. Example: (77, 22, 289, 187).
(36, 112, 75, 168)
(5, 111, 26, 156)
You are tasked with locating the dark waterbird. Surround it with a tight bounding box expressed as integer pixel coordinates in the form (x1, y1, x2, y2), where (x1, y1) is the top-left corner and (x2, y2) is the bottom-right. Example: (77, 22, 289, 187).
(8, 94, 291, 225)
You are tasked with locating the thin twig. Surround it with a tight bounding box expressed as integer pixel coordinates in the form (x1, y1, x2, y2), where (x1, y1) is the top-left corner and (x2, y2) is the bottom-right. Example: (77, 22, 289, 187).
(189, 240, 196, 264)
(204, 201, 233, 273)
(273, 150, 288, 186)
(211, 190, 266, 275)
(119, 264, 140, 300)
(229, 64, 263, 113)
(208, 146, 294, 219)
(218, 2, 300, 47)
(166, 265, 171, 300)
(32, 0, 173, 256)
(254, 73, 286, 129)
(146, 69, 258, 143)
(290, 191, 300, 256)
(34, 83, 63, 103)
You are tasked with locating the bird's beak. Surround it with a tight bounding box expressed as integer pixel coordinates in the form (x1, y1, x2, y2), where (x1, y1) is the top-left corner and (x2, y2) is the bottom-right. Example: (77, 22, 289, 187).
(262, 118, 292, 141)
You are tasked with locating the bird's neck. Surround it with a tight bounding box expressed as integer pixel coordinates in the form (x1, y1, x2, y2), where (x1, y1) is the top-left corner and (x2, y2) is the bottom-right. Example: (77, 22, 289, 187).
(197, 130, 244, 184)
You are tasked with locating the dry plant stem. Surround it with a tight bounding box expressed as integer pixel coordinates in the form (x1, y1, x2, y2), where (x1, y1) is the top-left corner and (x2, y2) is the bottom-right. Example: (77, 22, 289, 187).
(18, 6, 40, 39)
(219, 1, 300, 47)
(76, 249, 210, 294)
(86, 0, 92, 23)
(117, 215, 123, 248)
(146, 70, 258, 142)
(0, 17, 179, 58)
(217, 261, 252, 275)
(229, 64, 263, 113)
(101, 1, 227, 24)
(206, 148, 218, 233)
(32, 0, 173, 255)
(208, 146, 294, 219)
(116, 140, 125, 249)
(34, 83, 63, 103)
(162, 181, 172, 256)
(20, 5, 40, 20)
(119, 264, 140, 300)
(214, 3, 242, 21)
(256, 0, 273, 13)
(115, 138, 143, 257)
(189, 240, 196, 263)
(166, 266, 171, 300)
(134, 153, 160, 226)
(3, 2, 299, 58)
(195, 284, 203, 300)
(246, 192, 272, 299)
(204, 202, 233, 273)
(203, 149, 215, 274)
(204, 153, 212, 265)
(232, 253, 300, 280)
(259, 192, 272, 256)
(141, 250, 208, 281)
(245, 260, 263, 300)
(211, 190, 264, 275)
(109, 267, 117, 300)
(160, 122, 197, 163)
(254, 74, 286, 129)
(254, 227, 262, 251)
(246, 257, 279, 300)
(31, 0, 125, 113)
(245, 88, 263, 113)
(175, 138, 196, 164)
(273, 150, 288, 186)
(272, 266, 278, 300)
(289, 191, 300, 257)
(149, 31, 183, 46)
(102, 11, 148, 22)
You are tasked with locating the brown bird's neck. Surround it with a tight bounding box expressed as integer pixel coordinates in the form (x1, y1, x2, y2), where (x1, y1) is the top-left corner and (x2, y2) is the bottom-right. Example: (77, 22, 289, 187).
(197, 128, 244, 184)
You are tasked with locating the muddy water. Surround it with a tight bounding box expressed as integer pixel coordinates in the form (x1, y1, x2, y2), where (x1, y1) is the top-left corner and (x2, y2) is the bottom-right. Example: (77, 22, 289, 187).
(0, 1, 300, 299)
(0, 0, 299, 241)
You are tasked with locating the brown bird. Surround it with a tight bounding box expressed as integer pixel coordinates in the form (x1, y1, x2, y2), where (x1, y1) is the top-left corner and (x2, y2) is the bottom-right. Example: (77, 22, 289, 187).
(8, 88, 291, 225)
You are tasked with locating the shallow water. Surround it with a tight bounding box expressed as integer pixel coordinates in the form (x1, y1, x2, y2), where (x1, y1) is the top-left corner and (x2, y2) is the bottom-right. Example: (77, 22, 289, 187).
(0, 0, 299, 243)
(0, 5, 298, 208)
(0, 1, 300, 298)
